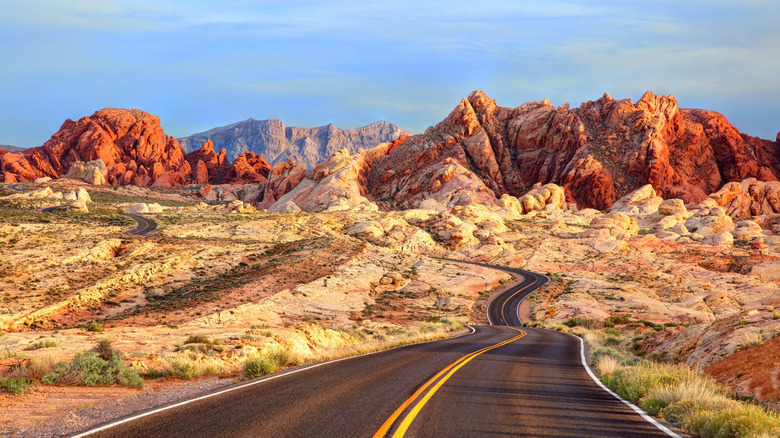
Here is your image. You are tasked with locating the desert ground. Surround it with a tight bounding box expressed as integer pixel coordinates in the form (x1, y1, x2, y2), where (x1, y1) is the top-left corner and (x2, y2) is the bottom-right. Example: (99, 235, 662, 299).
(1, 178, 779, 436)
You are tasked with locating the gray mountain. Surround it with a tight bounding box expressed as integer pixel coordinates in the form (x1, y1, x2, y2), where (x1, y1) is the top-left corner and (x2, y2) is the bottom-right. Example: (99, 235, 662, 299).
(178, 119, 409, 169)
(0, 145, 27, 152)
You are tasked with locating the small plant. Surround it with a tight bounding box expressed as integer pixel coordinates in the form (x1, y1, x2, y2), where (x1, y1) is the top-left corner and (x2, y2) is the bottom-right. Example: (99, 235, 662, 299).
(83, 321, 105, 332)
(93, 338, 115, 361)
(596, 356, 623, 380)
(563, 317, 601, 329)
(739, 331, 764, 349)
(772, 310, 780, 320)
(41, 341, 142, 388)
(243, 350, 294, 378)
(1, 377, 30, 394)
(24, 340, 58, 350)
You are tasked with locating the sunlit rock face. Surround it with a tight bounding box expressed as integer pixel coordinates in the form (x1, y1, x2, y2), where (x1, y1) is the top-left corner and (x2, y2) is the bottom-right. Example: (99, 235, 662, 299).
(366, 90, 780, 211)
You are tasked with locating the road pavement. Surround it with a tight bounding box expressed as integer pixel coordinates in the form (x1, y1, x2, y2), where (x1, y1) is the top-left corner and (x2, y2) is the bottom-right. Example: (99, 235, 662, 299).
(119, 213, 158, 236)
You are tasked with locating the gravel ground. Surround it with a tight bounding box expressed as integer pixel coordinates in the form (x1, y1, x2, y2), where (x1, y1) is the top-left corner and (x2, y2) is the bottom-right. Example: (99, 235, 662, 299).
(9, 376, 239, 438)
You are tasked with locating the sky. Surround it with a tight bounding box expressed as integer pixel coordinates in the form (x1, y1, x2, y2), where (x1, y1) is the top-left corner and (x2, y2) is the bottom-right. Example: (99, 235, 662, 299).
(1, 0, 779, 148)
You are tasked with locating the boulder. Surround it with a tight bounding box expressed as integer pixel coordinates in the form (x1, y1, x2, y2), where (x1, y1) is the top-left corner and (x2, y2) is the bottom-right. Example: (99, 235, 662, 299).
(76, 188, 91, 202)
(685, 207, 735, 236)
(66, 160, 108, 185)
(268, 200, 301, 213)
(658, 198, 687, 216)
(731, 220, 763, 241)
(611, 184, 662, 214)
(69, 199, 89, 213)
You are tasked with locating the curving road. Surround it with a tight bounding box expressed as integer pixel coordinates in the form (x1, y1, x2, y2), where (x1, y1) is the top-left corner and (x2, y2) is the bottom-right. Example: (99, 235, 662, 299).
(119, 213, 158, 236)
(72, 260, 676, 438)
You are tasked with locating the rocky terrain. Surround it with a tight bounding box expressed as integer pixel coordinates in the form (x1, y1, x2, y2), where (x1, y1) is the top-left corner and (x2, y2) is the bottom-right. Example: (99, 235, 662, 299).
(178, 118, 409, 169)
(0, 111, 285, 187)
(2, 171, 780, 434)
(362, 90, 780, 211)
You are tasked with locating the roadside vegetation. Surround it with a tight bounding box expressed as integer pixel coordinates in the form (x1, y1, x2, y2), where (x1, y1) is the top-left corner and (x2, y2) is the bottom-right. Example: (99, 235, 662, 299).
(525, 317, 780, 438)
(1, 339, 143, 394)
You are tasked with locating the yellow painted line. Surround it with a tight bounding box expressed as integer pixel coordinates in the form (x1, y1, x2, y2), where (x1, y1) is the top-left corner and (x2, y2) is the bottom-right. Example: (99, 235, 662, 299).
(499, 281, 530, 326)
(374, 328, 526, 438)
(372, 346, 490, 438)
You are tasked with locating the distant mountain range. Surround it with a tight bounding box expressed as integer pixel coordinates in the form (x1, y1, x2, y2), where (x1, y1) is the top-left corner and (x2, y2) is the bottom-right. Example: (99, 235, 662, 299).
(178, 119, 409, 169)
(0, 145, 26, 152)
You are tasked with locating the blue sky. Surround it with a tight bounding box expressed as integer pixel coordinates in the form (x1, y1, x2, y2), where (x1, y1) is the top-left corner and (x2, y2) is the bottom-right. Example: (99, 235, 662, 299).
(2, 0, 778, 147)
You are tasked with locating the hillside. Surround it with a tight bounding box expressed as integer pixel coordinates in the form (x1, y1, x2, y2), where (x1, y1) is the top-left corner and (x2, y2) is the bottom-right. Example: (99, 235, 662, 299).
(178, 118, 409, 169)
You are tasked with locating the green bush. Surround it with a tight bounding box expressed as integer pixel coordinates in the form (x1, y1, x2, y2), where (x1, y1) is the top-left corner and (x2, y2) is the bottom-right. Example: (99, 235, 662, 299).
(24, 340, 58, 350)
(83, 321, 105, 332)
(604, 314, 631, 326)
(243, 351, 294, 378)
(177, 335, 225, 355)
(563, 317, 602, 329)
(41, 343, 142, 388)
(592, 347, 627, 363)
(1, 377, 30, 394)
(165, 358, 199, 380)
(184, 335, 211, 344)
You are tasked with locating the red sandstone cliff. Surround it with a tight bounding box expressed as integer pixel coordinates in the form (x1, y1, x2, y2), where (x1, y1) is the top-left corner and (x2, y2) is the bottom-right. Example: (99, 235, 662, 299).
(366, 91, 780, 210)
(0, 109, 274, 187)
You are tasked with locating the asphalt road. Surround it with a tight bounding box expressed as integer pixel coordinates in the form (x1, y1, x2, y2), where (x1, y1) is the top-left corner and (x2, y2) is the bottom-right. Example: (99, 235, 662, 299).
(119, 213, 158, 236)
(73, 261, 675, 438)
(41, 204, 69, 213)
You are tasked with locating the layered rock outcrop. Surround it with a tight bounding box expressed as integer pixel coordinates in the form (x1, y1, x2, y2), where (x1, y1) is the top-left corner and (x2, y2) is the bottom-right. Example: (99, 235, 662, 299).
(1, 109, 192, 186)
(365, 91, 780, 210)
(0, 109, 275, 188)
(183, 140, 271, 185)
(179, 118, 409, 169)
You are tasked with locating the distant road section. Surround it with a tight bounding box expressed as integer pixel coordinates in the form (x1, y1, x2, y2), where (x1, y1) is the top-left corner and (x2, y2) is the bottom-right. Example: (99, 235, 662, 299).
(119, 213, 158, 236)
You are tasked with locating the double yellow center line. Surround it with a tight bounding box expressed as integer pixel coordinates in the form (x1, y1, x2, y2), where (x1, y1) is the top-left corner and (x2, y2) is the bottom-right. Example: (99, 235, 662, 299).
(373, 327, 527, 438)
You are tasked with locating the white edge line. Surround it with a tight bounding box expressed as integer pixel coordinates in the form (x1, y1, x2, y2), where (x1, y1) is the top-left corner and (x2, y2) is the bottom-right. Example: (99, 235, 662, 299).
(577, 337, 682, 438)
(71, 326, 477, 437)
(434, 261, 677, 436)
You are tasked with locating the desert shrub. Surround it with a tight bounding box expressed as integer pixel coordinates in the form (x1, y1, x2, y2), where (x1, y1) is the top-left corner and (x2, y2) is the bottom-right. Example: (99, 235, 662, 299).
(608, 361, 689, 403)
(24, 340, 58, 350)
(1, 377, 30, 394)
(604, 314, 631, 326)
(738, 331, 764, 350)
(25, 355, 57, 380)
(179, 335, 225, 355)
(243, 350, 294, 378)
(165, 357, 199, 380)
(606, 361, 780, 437)
(685, 402, 780, 438)
(243, 356, 276, 378)
(184, 335, 211, 344)
(592, 347, 627, 362)
(41, 343, 142, 388)
(563, 317, 602, 329)
(83, 321, 105, 332)
(596, 356, 623, 379)
(93, 338, 115, 361)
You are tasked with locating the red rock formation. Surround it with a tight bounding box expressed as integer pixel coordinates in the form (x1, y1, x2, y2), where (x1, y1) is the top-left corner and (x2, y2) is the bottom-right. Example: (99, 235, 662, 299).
(0, 108, 192, 186)
(183, 141, 271, 185)
(184, 140, 230, 184)
(258, 160, 307, 209)
(367, 91, 780, 210)
(223, 151, 271, 184)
